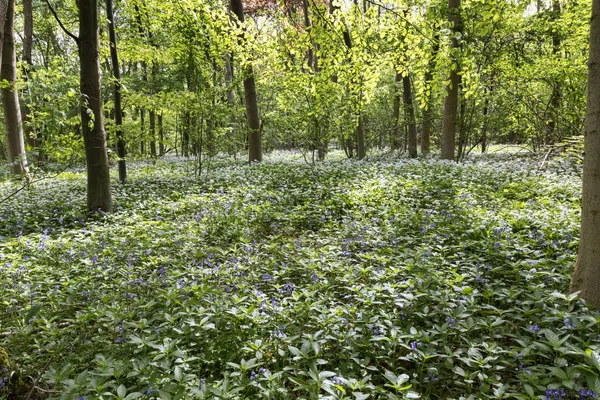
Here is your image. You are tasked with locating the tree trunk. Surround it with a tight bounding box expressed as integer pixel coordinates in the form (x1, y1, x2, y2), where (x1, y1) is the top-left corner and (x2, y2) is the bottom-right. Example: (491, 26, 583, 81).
(481, 86, 490, 153)
(22, 0, 36, 150)
(150, 109, 157, 157)
(2, 0, 28, 177)
(403, 74, 417, 158)
(391, 72, 401, 150)
(546, 0, 561, 145)
(140, 108, 145, 155)
(422, 32, 440, 155)
(106, 0, 126, 183)
(79, 0, 112, 212)
(570, 0, 600, 306)
(356, 116, 365, 160)
(230, 0, 262, 162)
(158, 112, 164, 156)
(441, 0, 461, 161)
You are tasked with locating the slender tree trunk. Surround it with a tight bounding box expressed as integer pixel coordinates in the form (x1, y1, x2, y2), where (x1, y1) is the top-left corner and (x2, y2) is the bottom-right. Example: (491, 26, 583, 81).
(403, 74, 417, 158)
(140, 108, 145, 155)
(2, 0, 27, 177)
(230, 0, 262, 162)
(441, 0, 461, 161)
(183, 113, 190, 157)
(22, 0, 35, 150)
(106, 0, 126, 183)
(570, 0, 600, 306)
(158, 112, 164, 156)
(79, 0, 112, 212)
(356, 116, 365, 160)
(546, 0, 561, 144)
(150, 109, 157, 157)
(421, 32, 439, 156)
(481, 86, 490, 153)
(391, 72, 402, 150)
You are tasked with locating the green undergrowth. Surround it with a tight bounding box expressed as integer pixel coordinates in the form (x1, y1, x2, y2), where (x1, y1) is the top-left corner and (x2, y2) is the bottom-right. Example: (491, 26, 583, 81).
(0, 152, 598, 400)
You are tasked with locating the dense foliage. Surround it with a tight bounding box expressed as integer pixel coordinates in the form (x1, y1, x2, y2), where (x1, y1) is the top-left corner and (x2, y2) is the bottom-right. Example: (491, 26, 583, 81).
(0, 0, 592, 165)
(1, 152, 598, 399)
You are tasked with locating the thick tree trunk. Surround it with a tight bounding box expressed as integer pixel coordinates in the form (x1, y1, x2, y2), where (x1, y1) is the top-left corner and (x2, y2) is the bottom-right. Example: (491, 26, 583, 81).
(230, 0, 262, 162)
(106, 0, 126, 183)
(22, 0, 35, 150)
(570, 0, 600, 306)
(441, 0, 461, 161)
(79, 0, 112, 212)
(2, 0, 28, 177)
(403, 74, 417, 158)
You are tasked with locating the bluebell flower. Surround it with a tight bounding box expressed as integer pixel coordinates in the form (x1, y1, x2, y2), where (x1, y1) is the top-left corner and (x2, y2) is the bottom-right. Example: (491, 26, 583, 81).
(543, 388, 566, 400)
(579, 388, 598, 399)
(565, 318, 577, 329)
(446, 317, 456, 328)
(331, 376, 344, 385)
(410, 341, 418, 351)
(529, 324, 540, 335)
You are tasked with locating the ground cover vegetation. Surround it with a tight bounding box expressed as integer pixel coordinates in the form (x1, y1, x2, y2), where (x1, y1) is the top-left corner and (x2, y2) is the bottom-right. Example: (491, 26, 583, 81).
(2, 0, 600, 398)
(1, 152, 599, 399)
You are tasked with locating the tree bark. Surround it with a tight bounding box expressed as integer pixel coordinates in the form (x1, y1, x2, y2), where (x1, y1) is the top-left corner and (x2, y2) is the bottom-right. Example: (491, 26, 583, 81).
(391, 72, 401, 150)
(403, 74, 417, 158)
(140, 108, 145, 155)
(150, 109, 157, 157)
(230, 0, 262, 162)
(22, 0, 36, 150)
(158, 112, 164, 156)
(2, 0, 28, 177)
(356, 116, 365, 160)
(79, 0, 112, 212)
(570, 0, 600, 306)
(420, 31, 440, 156)
(106, 0, 126, 183)
(546, 0, 561, 144)
(441, 0, 461, 161)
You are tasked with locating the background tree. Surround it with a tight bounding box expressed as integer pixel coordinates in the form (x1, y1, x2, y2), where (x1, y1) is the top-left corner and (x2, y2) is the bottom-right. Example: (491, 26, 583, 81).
(441, 0, 461, 160)
(569, 0, 600, 306)
(2, 0, 28, 177)
(106, 0, 126, 184)
(230, 0, 262, 162)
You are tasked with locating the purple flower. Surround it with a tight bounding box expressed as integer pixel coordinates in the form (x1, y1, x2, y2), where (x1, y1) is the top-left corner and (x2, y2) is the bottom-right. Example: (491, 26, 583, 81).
(565, 318, 577, 329)
(579, 388, 598, 399)
(544, 388, 566, 400)
(410, 341, 418, 351)
(529, 324, 540, 335)
(331, 376, 344, 385)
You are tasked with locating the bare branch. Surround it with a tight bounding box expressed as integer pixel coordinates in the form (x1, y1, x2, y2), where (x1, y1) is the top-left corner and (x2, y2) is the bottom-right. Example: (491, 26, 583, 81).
(44, 0, 79, 44)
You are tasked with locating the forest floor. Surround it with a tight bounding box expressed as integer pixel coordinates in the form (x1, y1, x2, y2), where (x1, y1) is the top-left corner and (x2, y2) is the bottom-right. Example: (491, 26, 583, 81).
(0, 151, 598, 399)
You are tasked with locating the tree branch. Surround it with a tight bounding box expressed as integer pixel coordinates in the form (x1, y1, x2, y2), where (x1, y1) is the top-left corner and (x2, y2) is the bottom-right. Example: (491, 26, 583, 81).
(44, 0, 79, 44)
